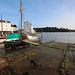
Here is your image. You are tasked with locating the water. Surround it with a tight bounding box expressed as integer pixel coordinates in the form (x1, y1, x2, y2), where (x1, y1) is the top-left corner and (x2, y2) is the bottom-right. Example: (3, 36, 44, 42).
(1, 32, 75, 55)
(36, 32, 75, 68)
(36, 32, 75, 43)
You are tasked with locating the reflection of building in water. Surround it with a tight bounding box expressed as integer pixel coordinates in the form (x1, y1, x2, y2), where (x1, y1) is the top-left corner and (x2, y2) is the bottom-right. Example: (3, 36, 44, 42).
(0, 20, 17, 33)
(24, 21, 36, 34)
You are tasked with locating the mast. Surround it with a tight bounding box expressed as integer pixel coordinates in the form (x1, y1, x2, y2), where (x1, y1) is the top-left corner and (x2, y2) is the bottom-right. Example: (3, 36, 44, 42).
(1, 14, 3, 34)
(30, 12, 32, 33)
(24, 22, 25, 32)
(20, 0, 23, 40)
(19, 21, 20, 30)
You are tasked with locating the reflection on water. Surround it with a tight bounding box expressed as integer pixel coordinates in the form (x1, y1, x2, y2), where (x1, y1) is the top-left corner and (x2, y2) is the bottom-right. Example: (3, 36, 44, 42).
(36, 32, 75, 43)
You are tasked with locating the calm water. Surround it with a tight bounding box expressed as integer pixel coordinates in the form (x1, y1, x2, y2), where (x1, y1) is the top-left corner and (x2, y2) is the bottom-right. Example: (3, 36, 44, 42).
(36, 32, 75, 43)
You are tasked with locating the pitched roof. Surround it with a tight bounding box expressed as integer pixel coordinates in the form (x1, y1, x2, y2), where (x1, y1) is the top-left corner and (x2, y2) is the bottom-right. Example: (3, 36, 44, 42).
(11, 24, 17, 27)
(0, 20, 10, 23)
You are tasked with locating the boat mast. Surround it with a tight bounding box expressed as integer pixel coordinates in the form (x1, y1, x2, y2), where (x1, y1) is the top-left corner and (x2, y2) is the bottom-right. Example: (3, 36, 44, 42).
(20, 0, 23, 40)
(24, 22, 25, 32)
(30, 12, 32, 33)
(19, 21, 20, 30)
(1, 14, 3, 35)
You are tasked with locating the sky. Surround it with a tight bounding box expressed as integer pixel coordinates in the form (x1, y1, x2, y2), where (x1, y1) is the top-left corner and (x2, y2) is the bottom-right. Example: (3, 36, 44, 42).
(0, 0, 75, 29)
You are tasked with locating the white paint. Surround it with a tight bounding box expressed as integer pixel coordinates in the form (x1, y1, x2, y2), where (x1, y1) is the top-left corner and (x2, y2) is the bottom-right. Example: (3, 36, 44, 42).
(0, 20, 17, 32)
(24, 21, 36, 34)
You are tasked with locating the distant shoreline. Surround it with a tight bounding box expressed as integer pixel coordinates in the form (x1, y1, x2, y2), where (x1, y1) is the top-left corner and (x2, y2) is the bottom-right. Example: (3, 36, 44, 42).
(34, 27, 75, 32)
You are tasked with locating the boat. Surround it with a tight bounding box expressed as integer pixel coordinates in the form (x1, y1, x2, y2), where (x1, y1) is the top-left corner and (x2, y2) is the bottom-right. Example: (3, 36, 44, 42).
(1, 0, 41, 50)
(0, 33, 21, 43)
(23, 12, 41, 41)
(0, 14, 6, 43)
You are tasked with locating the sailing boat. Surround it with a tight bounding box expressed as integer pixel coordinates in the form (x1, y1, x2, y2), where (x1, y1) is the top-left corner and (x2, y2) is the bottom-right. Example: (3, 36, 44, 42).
(2, 0, 41, 50)
(0, 0, 24, 43)
(0, 0, 41, 44)
(0, 15, 6, 39)
(24, 12, 41, 42)
(19, 0, 41, 42)
(23, 21, 40, 41)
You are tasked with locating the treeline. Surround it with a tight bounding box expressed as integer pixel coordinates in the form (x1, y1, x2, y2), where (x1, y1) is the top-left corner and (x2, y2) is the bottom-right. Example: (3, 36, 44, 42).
(34, 27, 75, 32)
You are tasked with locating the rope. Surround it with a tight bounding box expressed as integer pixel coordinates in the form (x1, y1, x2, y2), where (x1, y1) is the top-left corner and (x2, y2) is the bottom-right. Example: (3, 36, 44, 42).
(4, 41, 42, 67)
(5, 41, 25, 55)
(10, 41, 25, 55)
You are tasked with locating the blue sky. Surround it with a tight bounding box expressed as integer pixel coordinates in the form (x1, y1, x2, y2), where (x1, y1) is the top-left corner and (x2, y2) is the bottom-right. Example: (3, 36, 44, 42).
(0, 0, 75, 29)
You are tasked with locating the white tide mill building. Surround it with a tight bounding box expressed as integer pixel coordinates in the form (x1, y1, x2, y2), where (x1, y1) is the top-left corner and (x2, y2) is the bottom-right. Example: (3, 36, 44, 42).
(24, 21, 36, 34)
(0, 20, 17, 33)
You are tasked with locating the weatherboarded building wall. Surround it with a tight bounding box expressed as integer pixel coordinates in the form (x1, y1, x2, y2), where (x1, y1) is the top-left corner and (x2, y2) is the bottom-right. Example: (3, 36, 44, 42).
(0, 20, 17, 33)
(24, 21, 36, 34)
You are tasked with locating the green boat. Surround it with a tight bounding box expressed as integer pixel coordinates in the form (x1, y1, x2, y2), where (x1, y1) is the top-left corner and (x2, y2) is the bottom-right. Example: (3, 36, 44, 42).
(5, 33, 21, 40)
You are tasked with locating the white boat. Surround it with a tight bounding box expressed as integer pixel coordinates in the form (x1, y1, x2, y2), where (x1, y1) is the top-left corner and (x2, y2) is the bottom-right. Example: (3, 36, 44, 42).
(27, 35, 41, 42)
(24, 20, 41, 42)
(0, 0, 41, 46)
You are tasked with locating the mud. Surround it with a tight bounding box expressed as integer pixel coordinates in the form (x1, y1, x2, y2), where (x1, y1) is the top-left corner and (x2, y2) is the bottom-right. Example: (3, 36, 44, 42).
(0, 42, 75, 75)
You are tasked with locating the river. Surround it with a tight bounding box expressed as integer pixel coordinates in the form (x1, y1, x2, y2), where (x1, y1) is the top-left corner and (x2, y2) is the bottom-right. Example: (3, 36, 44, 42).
(36, 32, 75, 43)
(0, 32, 75, 55)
